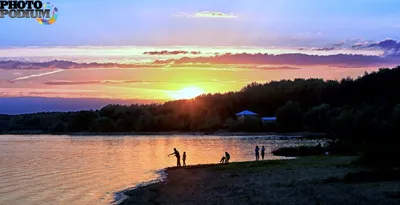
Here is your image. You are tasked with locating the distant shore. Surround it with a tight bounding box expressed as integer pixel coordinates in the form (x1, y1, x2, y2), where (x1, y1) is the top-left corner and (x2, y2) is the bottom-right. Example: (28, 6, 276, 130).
(0, 131, 326, 138)
(119, 156, 400, 205)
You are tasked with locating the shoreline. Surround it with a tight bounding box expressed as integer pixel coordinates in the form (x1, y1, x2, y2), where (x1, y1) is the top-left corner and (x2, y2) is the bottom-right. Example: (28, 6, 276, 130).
(113, 169, 168, 205)
(114, 159, 289, 204)
(119, 156, 400, 205)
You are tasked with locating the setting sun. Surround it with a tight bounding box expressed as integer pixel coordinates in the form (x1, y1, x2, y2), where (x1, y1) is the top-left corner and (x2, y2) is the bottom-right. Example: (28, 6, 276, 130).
(169, 87, 205, 100)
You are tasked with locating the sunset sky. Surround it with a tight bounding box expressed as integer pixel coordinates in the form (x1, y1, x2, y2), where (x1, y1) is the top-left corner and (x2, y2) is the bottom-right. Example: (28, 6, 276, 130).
(1, 0, 400, 113)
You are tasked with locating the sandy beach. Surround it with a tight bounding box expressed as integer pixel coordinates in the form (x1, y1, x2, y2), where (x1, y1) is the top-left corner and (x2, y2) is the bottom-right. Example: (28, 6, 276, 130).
(120, 156, 400, 205)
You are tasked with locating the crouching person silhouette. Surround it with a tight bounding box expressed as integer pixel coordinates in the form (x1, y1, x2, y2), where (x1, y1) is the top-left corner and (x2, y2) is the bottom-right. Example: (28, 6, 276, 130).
(225, 152, 230, 163)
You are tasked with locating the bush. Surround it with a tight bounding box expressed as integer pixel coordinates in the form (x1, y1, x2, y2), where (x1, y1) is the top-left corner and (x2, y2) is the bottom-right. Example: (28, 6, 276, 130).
(325, 139, 360, 155)
(272, 145, 325, 157)
(356, 141, 400, 167)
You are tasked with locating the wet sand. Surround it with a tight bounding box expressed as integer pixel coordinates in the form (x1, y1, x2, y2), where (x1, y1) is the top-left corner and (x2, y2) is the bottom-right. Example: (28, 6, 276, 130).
(121, 156, 400, 205)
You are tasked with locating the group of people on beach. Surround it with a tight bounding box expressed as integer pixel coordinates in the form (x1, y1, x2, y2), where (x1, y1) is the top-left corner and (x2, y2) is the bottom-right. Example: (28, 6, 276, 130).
(168, 148, 231, 167)
(255, 145, 266, 161)
(168, 146, 265, 167)
(168, 148, 187, 167)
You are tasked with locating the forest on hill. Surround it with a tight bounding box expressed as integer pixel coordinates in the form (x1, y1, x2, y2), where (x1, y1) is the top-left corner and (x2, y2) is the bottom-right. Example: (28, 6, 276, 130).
(1, 67, 400, 145)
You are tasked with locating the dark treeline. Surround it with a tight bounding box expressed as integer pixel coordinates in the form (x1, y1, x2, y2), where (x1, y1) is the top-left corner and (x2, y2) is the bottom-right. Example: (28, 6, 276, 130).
(1, 67, 400, 159)
(1, 67, 400, 135)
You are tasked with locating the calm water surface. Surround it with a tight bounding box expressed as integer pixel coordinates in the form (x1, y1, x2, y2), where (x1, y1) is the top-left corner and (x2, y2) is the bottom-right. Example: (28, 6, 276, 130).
(0, 135, 320, 205)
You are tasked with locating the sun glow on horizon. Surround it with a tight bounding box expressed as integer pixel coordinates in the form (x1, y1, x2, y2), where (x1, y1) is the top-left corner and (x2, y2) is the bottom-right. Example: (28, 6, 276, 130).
(169, 86, 205, 100)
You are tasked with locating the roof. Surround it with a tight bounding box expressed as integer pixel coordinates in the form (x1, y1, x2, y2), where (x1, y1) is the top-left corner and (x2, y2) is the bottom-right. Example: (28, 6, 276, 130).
(261, 117, 277, 121)
(235, 110, 258, 116)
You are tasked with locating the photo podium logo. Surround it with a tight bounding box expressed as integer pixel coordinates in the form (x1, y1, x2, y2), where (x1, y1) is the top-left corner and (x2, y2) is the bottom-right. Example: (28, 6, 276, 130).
(0, 0, 58, 25)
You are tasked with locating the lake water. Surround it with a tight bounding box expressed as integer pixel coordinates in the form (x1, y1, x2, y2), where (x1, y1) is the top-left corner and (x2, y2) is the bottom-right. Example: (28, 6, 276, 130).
(0, 135, 320, 205)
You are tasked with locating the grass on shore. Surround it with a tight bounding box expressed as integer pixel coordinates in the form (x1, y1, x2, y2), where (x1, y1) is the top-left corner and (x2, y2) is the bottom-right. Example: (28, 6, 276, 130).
(121, 156, 400, 205)
(271, 146, 326, 157)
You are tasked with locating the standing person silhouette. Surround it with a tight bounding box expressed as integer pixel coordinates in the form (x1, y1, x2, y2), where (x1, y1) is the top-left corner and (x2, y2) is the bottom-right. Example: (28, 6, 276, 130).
(168, 148, 181, 167)
(255, 146, 260, 161)
(225, 152, 230, 163)
(182, 152, 187, 166)
(261, 146, 265, 160)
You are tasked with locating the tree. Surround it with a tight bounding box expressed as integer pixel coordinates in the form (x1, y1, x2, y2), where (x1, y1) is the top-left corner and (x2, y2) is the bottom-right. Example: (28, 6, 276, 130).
(391, 104, 400, 138)
(225, 117, 239, 132)
(304, 104, 331, 132)
(49, 121, 67, 133)
(276, 101, 304, 132)
(202, 115, 222, 131)
(92, 117, 115, 132)
(134, 111, 154, 131)
(67, 111, 98, 132)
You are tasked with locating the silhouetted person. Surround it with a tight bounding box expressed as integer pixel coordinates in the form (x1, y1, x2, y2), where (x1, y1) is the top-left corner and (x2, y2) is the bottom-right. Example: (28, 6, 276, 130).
(261, 146, 265, 160)
(168, 148, 181, 167)
(183, 152, 187, 166)
(225, 152, 230, 163)
(220, 156, 226, 163)
(255, 146, 260, 161)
